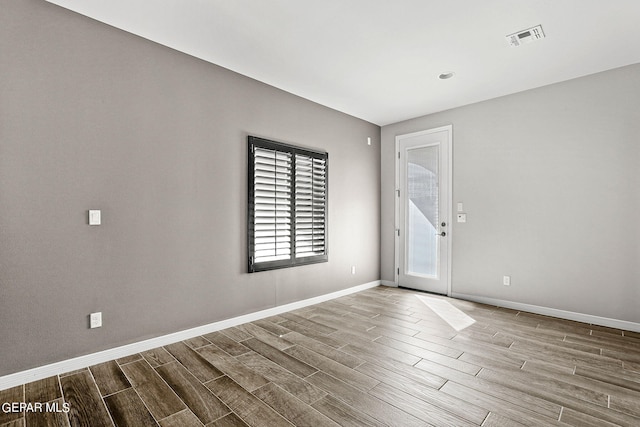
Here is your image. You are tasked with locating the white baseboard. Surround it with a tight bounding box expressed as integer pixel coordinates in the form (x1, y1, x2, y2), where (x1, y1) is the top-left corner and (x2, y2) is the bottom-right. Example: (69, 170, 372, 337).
(0, 280, 381, 391)
(451, 292, 640, 333)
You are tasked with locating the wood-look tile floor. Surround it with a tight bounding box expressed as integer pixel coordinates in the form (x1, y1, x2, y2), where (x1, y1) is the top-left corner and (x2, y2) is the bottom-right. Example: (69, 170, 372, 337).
(3, 286, 640, 426)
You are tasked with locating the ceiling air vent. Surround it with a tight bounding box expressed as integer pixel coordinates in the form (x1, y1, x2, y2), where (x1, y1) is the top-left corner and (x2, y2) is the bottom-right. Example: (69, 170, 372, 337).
(506, 25, 545, 47)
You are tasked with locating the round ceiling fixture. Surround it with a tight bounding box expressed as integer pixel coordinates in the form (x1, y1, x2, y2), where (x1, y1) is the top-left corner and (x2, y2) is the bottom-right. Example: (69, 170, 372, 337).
(439, 71, 455, 80)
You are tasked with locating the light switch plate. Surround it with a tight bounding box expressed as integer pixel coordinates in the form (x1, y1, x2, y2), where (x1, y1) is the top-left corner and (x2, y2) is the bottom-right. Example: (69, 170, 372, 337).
(89, 210, 101, 225)
(457, 213, 467, 223)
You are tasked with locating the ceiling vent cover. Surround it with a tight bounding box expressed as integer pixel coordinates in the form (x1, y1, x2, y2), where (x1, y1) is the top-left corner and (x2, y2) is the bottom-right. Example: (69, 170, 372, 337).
(506, 25, 545, 47)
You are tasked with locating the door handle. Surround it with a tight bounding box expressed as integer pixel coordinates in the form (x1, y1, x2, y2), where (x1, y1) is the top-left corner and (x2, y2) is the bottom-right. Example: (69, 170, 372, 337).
(436, 231, 446, 237)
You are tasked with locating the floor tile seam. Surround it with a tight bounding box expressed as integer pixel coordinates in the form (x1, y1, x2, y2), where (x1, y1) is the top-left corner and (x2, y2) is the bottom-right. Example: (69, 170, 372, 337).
(204, 408, 244, 427)
(281, 339, 365, 372)
(83, 363, 118, 427)
(161, 409, 205, 427)
(364, 380, 476, 426)
(477, 368, 618, 416)
(250, 381, 329, 424)
(366, 372, 490, 424)
(123, 358, 190, 425)
(440, 377, 563, 420)
(308, 371, 422, 427)
(153, 367, 233, 425)
(211, 376, 295, 427)
(116, 365, 163, 426)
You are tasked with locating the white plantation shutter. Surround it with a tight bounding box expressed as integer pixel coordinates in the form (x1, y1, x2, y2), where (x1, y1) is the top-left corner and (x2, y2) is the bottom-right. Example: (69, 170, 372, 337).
(253, 147, 292, 263)
(248, 136, 328, 272)
(295, 154, 326, 258)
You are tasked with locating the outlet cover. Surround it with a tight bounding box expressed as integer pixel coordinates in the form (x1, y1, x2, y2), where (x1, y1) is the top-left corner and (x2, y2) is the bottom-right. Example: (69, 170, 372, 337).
(503, 276, 511, 286)
(89, 210, 101, 226)
(90, 312, 102, 328)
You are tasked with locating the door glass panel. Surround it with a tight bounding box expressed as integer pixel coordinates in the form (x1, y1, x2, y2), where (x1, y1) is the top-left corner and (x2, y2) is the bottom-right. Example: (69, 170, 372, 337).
(406, 145, 439, 277)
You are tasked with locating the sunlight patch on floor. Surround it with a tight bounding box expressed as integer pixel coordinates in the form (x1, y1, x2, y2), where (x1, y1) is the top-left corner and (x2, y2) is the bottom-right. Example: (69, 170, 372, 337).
(416, 295, 476, 331)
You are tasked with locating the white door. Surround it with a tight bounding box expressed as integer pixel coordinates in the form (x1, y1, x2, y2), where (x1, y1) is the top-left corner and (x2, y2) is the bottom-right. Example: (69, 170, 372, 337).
(396, 126, 451, 295)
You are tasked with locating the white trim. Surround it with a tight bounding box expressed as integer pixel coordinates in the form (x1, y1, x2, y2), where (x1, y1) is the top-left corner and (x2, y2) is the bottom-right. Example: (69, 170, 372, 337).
(451, 292, 640, 333)
(395, 125, 453, 296)
(446, 125, 453, 297)
(394, 136, 400, 284)
(0, 281, 380, 391)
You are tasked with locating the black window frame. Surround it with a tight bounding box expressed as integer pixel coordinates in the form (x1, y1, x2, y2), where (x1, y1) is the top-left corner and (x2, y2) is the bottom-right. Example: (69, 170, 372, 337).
(248, 136, 328, 273)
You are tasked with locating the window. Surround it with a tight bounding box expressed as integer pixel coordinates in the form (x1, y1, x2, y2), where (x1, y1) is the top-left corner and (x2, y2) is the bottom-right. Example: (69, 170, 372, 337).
(248, 136, 328, 272)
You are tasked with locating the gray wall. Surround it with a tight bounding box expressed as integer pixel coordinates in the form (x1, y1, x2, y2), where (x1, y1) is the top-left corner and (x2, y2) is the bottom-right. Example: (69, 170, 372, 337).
(382, 64, 640, 323)
(0, 0, 380, 376)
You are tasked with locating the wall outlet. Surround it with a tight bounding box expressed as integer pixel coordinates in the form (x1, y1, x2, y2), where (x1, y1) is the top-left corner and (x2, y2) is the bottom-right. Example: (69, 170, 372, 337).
(90, 312, 102, 328)
(503, 276, 511, 286)
(89, 210, 101, 226)
(351, 266, 356, 275)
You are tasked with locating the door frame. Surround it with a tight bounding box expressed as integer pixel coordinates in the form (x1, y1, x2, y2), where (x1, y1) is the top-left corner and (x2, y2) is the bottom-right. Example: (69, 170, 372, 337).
(394, 125, 453, 296)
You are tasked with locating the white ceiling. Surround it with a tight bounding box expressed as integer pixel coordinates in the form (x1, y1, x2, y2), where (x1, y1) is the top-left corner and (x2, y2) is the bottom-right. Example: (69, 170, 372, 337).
(45, 0, 640, 126)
